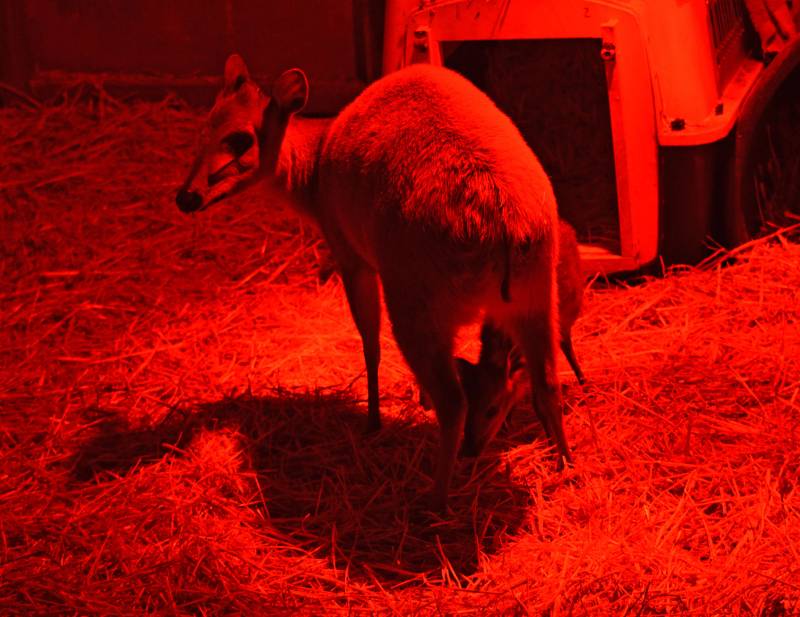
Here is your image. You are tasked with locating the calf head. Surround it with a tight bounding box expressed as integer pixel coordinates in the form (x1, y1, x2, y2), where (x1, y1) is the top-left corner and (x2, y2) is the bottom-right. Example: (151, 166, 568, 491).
(459, 323, 527, 457)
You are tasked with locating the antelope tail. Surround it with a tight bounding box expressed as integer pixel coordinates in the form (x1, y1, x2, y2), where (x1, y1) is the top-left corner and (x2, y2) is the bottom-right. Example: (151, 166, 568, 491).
(500, 234, 512, 302)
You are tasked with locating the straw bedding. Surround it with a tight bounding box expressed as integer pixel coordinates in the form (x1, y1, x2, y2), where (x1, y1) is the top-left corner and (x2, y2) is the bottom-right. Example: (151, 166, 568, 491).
(0, 90, 798, 615)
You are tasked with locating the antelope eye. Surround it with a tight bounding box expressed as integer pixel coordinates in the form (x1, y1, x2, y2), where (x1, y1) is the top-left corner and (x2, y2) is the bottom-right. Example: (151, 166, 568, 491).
(223, 131, 254, 157)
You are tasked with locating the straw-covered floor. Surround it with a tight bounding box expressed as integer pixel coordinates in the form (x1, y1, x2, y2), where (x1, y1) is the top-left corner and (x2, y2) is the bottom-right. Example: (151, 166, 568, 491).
(1, 91, 798, 616)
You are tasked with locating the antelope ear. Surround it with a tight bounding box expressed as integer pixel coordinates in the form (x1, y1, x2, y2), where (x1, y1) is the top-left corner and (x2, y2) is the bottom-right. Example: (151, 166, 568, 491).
(224, 54, 250, 93)
(272, 68, 308, 114)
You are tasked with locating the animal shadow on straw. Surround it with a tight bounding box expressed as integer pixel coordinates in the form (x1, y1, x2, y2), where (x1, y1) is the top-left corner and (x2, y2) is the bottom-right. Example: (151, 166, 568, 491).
(71, 388, 531, 578)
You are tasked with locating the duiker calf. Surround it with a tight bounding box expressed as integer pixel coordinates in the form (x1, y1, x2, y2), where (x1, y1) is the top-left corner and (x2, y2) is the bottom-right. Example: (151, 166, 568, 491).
(176, 55, 571, 511)
(456, 220, 586, 457)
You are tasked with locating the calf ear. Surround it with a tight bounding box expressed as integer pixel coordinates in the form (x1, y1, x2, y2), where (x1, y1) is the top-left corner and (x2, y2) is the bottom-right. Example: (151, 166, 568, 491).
(224, 54, 250, 93)
(506, 346, 525, 377)
(272, 68, 308, 114)
(505, 347, 527, 399)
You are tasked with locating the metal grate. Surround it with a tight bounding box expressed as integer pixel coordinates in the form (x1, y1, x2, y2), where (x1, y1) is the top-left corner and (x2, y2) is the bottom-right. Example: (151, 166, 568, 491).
(708, 0, 744, 51)
(708, 0, 747, 86)
(442, 39, 621, 254)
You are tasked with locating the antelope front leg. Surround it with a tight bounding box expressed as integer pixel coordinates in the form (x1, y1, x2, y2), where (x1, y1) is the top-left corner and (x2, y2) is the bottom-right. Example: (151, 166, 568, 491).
(340, 264, 382, 432)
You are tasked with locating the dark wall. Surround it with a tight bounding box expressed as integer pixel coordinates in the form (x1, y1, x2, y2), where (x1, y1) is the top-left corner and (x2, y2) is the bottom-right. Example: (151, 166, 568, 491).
(1, 0, 384, 113)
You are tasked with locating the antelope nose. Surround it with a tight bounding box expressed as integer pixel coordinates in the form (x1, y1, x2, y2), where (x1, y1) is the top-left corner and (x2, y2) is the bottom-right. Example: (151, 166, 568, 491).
(176, 189, 202, 213)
